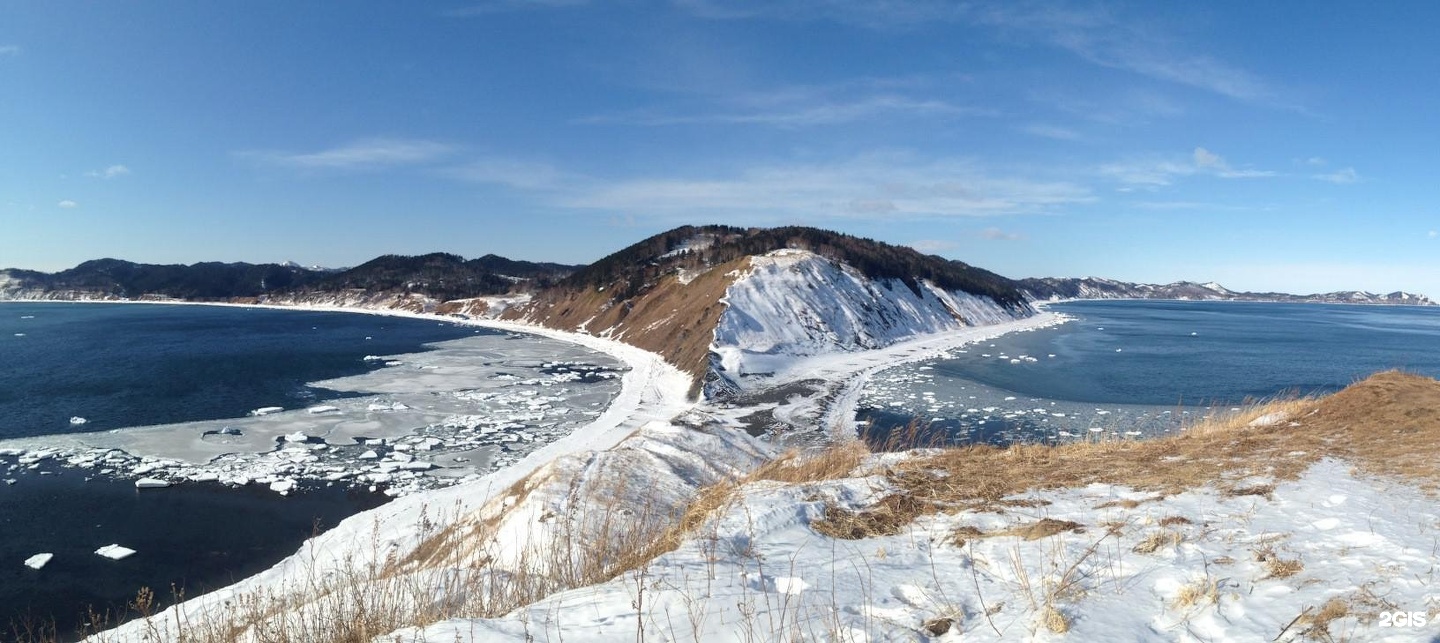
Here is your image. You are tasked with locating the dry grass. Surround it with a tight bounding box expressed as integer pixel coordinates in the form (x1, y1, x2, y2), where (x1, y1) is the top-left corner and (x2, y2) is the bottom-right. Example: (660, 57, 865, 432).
(812, 371, 1440, 535)
(751, 440, 869, 484)
(1254, 546, 1304, 580)
(1171, 576, 1220, 610)
(811, 494, 934, 540)
(1042, 606, 1070, 633)
(1000, 518, 1084, 541)
(1132, 529, 1184, 554)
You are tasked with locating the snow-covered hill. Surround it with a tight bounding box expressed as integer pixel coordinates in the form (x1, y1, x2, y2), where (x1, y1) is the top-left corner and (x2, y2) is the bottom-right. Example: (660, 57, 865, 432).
(711, 249, 1030, 384)
(1019, 276, 1435, 306)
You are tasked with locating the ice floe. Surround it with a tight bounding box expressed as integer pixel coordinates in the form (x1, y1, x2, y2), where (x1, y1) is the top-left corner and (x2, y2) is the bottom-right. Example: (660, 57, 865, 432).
(23, 553, 52, 570)
(95, 544, 136, 560)
(0, 330, 626, 498)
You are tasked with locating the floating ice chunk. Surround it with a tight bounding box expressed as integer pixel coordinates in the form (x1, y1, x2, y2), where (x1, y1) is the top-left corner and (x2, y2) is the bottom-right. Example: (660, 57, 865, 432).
(95, 544, 136, 560)
(250, 406, 284, 416)
(1004, 396, 1017, 401)
(13, 333, 24, 337)
(1190, 332, 1198, 336)
(23, 553, 53, 570)
(69, 417, 88, 425)
(269, 479, 296, 494)
(134, 478, 170, 489)
(359, 450, 379, 460)
(1088, 427, 1105, 433)
(1115, 348, 1123, 352)
(363, 355, 385, 361)
(306, 406, 340, 415)
(283, 432, 310, 443)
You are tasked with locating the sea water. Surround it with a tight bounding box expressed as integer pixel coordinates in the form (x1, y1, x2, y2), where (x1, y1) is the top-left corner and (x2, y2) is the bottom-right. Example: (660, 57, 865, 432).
(0, 302, 624, 636)
(858, 300, 1440, 445)
(0, 302, 488, 436)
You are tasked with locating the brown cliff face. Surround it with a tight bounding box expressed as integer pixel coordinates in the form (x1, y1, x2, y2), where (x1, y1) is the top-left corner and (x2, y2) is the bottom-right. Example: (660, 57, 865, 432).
(504, 258, 749, 391)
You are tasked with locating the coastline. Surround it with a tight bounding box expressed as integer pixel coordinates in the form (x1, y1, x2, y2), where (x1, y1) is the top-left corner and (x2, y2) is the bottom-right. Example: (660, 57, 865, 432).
(3, 298, 1062, 641)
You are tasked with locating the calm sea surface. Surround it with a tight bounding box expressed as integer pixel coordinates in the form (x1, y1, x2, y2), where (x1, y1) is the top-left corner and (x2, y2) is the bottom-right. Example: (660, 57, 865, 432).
(858, 301, 1440, 445)
(0, 303, 494, 636)
(0, 302, 488, 438)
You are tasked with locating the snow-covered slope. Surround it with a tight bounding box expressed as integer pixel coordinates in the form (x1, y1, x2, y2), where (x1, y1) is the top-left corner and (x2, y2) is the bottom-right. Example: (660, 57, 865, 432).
(390, 457, 1440, 643)
(711, 250, 1030, 382)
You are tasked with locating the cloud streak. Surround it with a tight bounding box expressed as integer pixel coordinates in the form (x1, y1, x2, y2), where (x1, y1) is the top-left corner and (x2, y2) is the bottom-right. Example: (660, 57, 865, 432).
(678, 1, 1286, 107)
(561, 155, 1092, 220)
(0, 45, 18, 57)
(86, 165, 131, 179)
(1101, 147, 1275, 186)
(240, 138, 455, 171)
(1313, 167, 1359, 184)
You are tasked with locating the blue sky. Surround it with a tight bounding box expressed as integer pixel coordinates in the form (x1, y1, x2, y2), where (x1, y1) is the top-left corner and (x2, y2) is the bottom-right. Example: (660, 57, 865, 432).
(3, 1, 1439, 296)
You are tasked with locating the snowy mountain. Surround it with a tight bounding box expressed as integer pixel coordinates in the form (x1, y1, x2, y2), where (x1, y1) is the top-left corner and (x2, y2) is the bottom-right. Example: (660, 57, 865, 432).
(506, 225, 1033, 394)
(1019, 276, 1435, 306)
(710, 248, 1026, 383)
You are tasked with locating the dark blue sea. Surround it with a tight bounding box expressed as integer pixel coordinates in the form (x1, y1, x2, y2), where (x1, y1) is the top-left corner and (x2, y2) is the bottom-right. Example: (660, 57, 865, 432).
(0, 303, 492, 637)
(859, 301, 1440, 445)
(0, 302, 489, 438)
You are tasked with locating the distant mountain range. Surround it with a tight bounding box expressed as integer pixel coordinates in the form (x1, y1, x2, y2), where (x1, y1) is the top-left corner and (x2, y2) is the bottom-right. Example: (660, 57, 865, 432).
(1018, 276, 1433, 307)
(0, 253, 577, 302)
(2, 226, 1432, 392)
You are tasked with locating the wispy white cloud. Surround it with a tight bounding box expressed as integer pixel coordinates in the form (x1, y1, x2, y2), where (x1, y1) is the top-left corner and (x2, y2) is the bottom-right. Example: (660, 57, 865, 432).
(1303, 156, 1327, 166)
(584, 75, 990, 128)
(1313, 167, 1359, 184)
(589, 95, 983, 127)
(439, 158, 576, 190)
(1101, 147, 1274, 187)
(680, 1, 1287, 107)
(85, 164, 131, 179)
(1191, 147, 1274, 179)
(562, 154, 1092, 220)
(1429, 230, 1437, 239)
(57, 200, 78, 209)
(0, 45, 19, 57)
(980, 226, 1025, 241)
(1021, 123, 1083, 141)
(239, 138, 456, 171)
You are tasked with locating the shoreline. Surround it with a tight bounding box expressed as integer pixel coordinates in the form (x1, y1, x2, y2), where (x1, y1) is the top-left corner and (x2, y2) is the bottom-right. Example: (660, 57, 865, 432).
(6, 297, 1061, 640)
(53, 298, 696, 637)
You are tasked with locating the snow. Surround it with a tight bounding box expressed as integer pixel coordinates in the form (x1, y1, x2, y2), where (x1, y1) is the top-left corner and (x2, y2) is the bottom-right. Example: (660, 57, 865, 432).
(134, 477, 170, 489)
(392, 458, 1440, 643)
(94, 544, 136, 560)
(712, 250, 1030, 383)
(0, 327, 626, 497)
(23, 553, 52, 570)
(64, 285, 1440, 643)
(92, 307, 701, 641)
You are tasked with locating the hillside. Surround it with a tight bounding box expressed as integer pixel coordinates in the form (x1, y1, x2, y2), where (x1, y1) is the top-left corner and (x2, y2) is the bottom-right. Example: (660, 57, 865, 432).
(1020, 276, 1435, 306)
(504, 225, 1034, 392)
(0, 259, 322, 300)
(0, 254, 576, 303)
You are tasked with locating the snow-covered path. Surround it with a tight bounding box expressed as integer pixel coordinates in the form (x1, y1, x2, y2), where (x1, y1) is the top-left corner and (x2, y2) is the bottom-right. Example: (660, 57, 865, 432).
(746, 311, 1067, 439)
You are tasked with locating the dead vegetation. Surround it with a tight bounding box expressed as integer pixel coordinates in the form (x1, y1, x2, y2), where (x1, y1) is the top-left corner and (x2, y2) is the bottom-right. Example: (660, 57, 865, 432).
(797, 371, 1440, 536)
